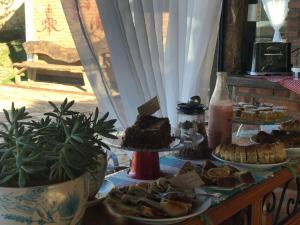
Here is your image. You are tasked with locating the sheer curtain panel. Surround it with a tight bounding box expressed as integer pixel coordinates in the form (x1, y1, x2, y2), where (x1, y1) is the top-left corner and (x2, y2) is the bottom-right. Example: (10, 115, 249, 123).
(61, 0, 222, 128)
(262, 0, 290, 42)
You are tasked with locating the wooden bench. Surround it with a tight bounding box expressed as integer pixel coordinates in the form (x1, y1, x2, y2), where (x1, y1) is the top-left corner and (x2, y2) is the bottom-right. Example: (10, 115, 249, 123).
(13, 41, 91, 92)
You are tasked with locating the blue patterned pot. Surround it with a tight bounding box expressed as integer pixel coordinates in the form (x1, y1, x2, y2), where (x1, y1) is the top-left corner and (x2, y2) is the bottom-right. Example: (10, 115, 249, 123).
(88, 153, 107, 199)
(0, 174, 89, 225)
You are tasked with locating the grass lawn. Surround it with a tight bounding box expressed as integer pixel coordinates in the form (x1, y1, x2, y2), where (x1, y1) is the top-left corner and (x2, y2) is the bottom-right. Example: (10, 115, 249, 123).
(0, 40, 26, 84)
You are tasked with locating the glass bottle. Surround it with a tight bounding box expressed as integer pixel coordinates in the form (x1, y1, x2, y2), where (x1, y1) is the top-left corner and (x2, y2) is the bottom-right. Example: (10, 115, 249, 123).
(208, 72, 233, 150)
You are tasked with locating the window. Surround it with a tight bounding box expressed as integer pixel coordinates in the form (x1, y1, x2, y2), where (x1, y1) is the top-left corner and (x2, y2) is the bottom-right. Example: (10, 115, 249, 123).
(255, 0, 300, 66)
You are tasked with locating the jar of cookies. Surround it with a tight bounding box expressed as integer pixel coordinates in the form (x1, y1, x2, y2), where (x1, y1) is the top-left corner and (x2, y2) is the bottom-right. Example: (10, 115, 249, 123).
(173, 96, 209, 159)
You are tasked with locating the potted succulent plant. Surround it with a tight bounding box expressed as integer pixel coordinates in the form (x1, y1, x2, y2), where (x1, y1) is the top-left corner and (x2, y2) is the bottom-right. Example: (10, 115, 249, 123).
(0, 99, 117, 225)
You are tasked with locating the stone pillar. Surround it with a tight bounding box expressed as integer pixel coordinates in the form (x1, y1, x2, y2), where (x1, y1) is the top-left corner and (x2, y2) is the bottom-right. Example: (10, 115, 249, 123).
(222, 0, 249, 73)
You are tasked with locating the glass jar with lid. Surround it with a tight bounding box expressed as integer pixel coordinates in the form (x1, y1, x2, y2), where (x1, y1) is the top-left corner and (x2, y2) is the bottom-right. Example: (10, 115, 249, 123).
(173, 96, 209, 159)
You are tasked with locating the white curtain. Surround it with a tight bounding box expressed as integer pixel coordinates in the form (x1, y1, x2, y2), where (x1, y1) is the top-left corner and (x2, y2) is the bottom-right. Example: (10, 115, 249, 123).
(61, 0, 222, 128)
(262, 0, 290, 42)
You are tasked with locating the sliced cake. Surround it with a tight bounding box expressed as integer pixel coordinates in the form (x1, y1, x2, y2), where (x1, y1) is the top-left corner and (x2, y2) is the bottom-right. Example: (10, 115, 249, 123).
(122, 115, 172, 149)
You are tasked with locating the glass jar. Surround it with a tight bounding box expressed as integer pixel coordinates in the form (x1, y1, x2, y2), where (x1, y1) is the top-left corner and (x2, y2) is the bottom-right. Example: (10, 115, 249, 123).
(207, 72, 233, 150)
(173, 96, 209, 159)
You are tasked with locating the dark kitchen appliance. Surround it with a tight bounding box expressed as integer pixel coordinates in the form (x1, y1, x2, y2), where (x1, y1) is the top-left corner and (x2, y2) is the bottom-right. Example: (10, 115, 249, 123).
(248, 42, 292, 76)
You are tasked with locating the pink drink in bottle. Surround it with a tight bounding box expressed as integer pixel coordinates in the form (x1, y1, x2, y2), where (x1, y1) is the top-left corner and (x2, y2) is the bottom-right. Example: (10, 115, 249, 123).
(208, 72, 233, 150)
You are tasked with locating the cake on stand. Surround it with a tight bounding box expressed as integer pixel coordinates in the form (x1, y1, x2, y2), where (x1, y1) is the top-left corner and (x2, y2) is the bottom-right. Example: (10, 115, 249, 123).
(104, 132, 204, 180)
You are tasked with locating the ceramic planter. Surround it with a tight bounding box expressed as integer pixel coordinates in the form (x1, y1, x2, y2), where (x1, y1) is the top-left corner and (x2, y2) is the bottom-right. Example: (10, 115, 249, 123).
(88, 152, 107, 198)
(0, 173, 88, 225)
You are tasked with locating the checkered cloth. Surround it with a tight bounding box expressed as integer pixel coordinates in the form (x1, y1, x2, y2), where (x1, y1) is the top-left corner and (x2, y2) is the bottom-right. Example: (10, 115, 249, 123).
(264, 76, 300, 96)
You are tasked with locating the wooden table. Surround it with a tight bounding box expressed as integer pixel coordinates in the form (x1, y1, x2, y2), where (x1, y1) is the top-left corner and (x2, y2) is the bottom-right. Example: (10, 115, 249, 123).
(82, 166, 300, 225)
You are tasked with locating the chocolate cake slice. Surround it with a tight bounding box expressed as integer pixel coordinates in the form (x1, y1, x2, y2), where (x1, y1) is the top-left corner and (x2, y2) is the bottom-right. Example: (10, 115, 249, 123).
(122, 115, 172, 149)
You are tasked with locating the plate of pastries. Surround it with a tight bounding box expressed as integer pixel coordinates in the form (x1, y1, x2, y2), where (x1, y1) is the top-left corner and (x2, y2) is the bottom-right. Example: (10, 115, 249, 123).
(233, 102, 290, 125)
(280, 119, 300, 132)
(104, 177, 211, 225)
(251, 120, 300, 158)
(251, 130, 300, 148)
(213, 142, 288, 169)
(179, 161, 255, 191)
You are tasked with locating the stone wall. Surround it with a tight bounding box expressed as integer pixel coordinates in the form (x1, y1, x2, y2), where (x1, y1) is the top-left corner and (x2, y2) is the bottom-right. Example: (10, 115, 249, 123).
(287, 0, 300, 66)
(29, 0, 75, 48)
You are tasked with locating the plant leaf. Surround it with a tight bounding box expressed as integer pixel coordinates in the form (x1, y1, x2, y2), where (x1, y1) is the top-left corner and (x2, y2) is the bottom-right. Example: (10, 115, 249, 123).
(48, 101, 59, 112)
(0, 172, 17, 185)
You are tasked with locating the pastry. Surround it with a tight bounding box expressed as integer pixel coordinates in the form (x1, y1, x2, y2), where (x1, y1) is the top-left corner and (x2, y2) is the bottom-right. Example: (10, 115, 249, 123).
(233, 102, 289, 123)
(273, 142, 286, 162)
(255, 130, 300, 148)
(257, 144, 270, 164)
(228, 145, 236, 162)
(256, 131, 276, 144)
(160, 200, 192, 217)
(223, 144, 231, 161)
(202, 160, 217, 171)
(177, 161, 196, 176)
(216, 176, 239, 188)
(267, 144, 276, 163)
(281, 120, 300, 132)
(239, 146, 247, 163)
(197, 160, 254, 187)
(235, 171, 255, 184)
(234, 146, 241, 162)
(258, 111, 273, 122)
(214, 142, 286, 164)
(241, 111, 256, 121)
(106, 174, 198, 219)
(214, 144, 223, 157)
(207, 167, 231, 179)
(246, 146, 258, 164)
(233, 108, 243, 118)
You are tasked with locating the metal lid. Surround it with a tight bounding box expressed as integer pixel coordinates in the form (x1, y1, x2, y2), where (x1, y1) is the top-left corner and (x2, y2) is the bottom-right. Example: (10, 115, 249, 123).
(177, 96, 207, 115)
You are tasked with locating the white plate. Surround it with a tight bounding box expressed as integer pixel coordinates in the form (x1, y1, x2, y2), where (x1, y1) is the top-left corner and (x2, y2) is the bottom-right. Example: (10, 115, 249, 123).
(107, 193, 212, 225)
(212, 153, 289, 170)
(87, 179, 115, 208)
(250, 135, 259, 144)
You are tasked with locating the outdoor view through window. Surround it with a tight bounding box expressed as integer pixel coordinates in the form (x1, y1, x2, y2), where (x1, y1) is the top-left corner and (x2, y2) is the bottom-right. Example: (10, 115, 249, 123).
(256, 0, 300, 66)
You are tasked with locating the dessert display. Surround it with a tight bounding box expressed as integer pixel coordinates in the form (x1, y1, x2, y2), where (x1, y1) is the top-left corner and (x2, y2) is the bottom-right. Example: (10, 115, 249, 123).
(233, 102, 289, 123)
(214, 142, 286, 164)
(178, 161, 255, 188)
(122, 115, 172, 149)
(105, 177, 198, 218)
(280, 119, 300, 132)
(253, 130, 300, 148)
